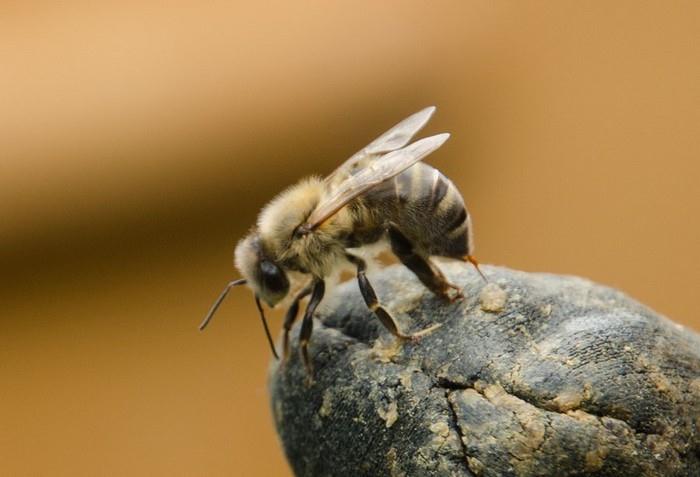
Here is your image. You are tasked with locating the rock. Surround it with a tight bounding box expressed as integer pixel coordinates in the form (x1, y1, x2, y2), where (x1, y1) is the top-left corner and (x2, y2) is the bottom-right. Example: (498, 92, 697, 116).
(268, 264, 700, 476)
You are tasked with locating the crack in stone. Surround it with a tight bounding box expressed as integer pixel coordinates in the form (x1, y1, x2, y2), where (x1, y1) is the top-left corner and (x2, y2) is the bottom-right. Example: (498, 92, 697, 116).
(444, 389, 478, 477)
(532, 413, 552, 455)
(437, 375, 633, 431)
(434, 374, 689, 468)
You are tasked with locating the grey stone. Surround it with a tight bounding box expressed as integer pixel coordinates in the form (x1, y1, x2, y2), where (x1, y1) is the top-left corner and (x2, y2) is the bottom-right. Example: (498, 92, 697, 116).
(269, 263, 700, 476)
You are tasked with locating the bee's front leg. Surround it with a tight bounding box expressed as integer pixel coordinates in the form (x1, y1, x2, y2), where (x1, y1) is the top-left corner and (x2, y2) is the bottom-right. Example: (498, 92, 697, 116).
(299, 279, 325, 376)
(282, 284, 313, 362)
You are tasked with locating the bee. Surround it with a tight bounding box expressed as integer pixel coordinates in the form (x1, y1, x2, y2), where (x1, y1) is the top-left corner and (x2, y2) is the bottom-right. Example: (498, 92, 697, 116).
(200, 106, 485, 373)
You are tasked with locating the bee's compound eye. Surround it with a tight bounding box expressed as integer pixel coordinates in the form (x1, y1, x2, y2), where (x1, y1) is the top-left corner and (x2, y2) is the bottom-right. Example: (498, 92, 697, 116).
(259, 260, 289, 295)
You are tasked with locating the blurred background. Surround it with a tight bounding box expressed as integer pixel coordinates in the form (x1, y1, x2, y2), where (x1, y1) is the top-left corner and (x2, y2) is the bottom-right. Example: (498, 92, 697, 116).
(1, 1, 698, 475)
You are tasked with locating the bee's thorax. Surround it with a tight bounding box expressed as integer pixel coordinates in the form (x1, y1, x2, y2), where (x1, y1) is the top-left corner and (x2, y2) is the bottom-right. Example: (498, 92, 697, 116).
(256, 176, 349, 277)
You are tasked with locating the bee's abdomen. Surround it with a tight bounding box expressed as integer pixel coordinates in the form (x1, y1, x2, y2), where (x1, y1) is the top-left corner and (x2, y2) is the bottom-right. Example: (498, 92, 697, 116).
(384, 163, 473, 258)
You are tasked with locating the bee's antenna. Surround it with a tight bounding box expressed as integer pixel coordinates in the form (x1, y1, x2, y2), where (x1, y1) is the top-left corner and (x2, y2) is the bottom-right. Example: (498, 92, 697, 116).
(465, 255, 488, 283)
(255, 296, 280, 360)
(199, 279, 247, 331)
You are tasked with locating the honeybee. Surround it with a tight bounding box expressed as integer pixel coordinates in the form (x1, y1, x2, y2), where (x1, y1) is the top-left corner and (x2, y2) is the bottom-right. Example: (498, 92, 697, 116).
(200, 106, 484, 373)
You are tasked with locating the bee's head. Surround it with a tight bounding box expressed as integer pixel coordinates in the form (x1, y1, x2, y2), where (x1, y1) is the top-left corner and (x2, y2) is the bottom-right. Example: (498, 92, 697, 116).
(234, 233, 290, 307)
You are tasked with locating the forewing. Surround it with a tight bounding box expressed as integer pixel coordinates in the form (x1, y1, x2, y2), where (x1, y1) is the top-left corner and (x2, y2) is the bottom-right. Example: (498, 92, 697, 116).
(306, 133, 450, 228)
(324, 106, 437, 187)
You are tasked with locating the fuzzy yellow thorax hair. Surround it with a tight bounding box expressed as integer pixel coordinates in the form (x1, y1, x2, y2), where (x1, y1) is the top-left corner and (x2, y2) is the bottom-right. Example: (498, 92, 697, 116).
(257, 177, 351, 276)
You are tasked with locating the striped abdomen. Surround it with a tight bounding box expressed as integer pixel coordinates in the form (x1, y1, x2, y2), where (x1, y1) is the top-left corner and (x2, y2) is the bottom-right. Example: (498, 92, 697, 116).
(361, 163, 474, 258)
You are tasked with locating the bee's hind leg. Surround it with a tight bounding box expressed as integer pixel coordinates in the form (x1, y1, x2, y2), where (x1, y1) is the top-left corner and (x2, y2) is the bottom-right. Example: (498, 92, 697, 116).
(345, 253, 440, 341)
(388, 226, 463, 302)
(298, 279, 325, 377)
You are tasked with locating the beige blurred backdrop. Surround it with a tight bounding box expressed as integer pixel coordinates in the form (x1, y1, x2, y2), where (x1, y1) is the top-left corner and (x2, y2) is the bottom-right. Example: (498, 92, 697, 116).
(1, 1, 698, 475)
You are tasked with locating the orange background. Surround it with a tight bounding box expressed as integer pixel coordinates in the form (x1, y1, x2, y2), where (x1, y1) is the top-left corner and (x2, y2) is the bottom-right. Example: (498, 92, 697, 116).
(2, 2, 698, 475)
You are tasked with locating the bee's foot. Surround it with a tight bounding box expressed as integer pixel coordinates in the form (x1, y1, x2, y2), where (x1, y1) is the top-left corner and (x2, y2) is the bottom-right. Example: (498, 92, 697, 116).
(303, 361, 314, 376)
(406, 323, 443, 341)
(437, 283, 464, 302)
(370, 338, 403, 362)
(302, 359, 315, 385)
(397, 333, 415, 342)
(448, 289, 465, 303)
(304, 374, 315, 387)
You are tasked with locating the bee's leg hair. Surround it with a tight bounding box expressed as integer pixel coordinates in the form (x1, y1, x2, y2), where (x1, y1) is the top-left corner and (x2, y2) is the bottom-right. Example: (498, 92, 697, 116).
(299, 279, 325, 375)
(283, 283, 313, 361)
(345, 253, 413, 340)
(388, 226, 463, 301)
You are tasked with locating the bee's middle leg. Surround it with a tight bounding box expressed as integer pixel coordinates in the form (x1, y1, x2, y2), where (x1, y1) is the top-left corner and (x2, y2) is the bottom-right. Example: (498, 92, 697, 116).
(388, 226, 463, 301)
(346, 253, 420, 340)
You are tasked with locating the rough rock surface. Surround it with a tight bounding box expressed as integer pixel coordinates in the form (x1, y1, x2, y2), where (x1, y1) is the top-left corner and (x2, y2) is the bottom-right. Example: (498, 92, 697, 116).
(269, 264, 700, 476)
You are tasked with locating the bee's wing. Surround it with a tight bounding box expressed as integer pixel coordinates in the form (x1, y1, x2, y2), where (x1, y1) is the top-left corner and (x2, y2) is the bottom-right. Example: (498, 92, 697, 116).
(305, 133, 450, 229)
(324, 106, 437, 186)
